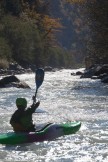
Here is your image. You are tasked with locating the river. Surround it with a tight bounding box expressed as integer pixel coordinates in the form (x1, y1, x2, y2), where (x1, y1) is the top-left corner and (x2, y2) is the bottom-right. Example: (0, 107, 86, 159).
(0, 69, 108, 162)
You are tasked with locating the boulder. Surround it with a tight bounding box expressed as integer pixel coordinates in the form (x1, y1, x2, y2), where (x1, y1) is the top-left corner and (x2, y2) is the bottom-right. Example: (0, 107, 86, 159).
(0, 75, 30, 88)
(44, 66, 53, 71)
(80, 64, 108, 79)
(94, 64, 108, 76)
(101, 75, 108, 83)
(76, 71, 83, 75)
(80, 67, 95, 78)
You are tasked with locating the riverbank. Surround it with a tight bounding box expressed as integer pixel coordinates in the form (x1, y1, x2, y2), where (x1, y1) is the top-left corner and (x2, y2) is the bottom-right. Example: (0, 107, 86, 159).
(80, 64, 108, 83)
(0, 62, 56, 77)
(0, 62, 34, 76)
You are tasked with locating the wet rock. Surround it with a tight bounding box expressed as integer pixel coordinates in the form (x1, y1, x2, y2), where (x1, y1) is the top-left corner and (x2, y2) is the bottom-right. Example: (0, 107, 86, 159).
(44, 66, 53, 71)
(80, 64, 108, 80)
(9, 62, 23, 71)
(94, 64, 108, 76)
(0, 75, 30, 89)
(91, 76, 99, 79)
(76, 71, 83, 75)
(101, 75, 108, 83)
(7, 81, 31, 88)
(80, 67, 95, 78)
(0, 62, 32, 76)
(71, 72, 75, 75)
(98, 73, 108, 79)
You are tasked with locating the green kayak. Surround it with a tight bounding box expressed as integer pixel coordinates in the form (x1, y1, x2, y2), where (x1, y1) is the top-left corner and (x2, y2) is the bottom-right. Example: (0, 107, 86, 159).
(0, 121, 81, 145)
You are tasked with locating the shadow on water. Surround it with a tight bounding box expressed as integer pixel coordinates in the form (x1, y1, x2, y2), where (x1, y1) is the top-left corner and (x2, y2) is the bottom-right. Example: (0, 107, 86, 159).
(3, 143, 33, 151)
(71, 79, 108, 96)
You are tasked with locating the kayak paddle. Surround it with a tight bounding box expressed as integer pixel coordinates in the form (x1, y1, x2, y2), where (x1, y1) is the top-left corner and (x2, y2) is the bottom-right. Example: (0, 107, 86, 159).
(33, 68, 44, 104)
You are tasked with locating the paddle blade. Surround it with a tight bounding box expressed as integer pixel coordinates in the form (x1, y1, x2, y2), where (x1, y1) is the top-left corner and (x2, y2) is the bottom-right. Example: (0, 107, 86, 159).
(35, 68, 44, 89)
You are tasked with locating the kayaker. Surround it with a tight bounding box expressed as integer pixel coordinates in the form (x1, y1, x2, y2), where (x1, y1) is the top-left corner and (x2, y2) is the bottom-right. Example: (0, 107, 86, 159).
(10, 97, 40, 132)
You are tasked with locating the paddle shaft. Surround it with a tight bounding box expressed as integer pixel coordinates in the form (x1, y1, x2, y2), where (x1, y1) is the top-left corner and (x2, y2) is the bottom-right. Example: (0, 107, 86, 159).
(33, 88, 38, 103)
(33, 68, 44, 104)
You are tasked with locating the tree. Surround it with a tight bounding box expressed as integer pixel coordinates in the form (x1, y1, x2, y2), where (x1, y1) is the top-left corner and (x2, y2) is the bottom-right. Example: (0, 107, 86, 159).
(0, 0, 81, 68)
(0, 0, 22, 16)
(85, 0, 108, 64)
(66, 0, 108, 65)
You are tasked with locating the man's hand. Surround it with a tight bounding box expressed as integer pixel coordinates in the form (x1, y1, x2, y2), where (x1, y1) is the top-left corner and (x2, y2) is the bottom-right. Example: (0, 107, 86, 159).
(32, 95, 36, 102)
(32, 101, 40, 108)
(35, 101, 40, 108)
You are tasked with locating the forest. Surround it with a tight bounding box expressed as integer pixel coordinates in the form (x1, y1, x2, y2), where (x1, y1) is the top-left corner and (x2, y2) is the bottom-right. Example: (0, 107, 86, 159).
(0, 0, 107, 69)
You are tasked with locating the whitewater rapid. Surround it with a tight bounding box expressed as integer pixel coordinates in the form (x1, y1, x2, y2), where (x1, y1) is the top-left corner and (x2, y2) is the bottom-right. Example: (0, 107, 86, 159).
(0, 69, 108, 162)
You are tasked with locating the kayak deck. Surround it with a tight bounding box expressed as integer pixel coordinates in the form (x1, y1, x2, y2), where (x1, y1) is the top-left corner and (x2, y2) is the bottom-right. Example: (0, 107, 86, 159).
(0, 121, 81, 145)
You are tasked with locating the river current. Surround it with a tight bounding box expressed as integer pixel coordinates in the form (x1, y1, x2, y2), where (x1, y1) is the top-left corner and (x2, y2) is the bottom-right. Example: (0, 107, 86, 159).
(0, 69, 108, 162)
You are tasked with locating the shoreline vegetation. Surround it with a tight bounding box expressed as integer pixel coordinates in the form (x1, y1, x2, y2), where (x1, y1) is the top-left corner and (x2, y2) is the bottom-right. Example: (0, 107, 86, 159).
(0, 1, 107, 87)
(0, 61, 33, 76)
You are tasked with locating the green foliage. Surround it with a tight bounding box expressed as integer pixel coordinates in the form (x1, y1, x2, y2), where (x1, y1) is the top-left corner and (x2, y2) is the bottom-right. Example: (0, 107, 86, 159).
(85, 0, 108, 64)
(0, 14, 73, 68)
(46, 47, 74, 68)
(0, 0, 22, 16)
(0, 37, 12, 60)
(1, 15, 44, 66)
(0, 0, 77, 69)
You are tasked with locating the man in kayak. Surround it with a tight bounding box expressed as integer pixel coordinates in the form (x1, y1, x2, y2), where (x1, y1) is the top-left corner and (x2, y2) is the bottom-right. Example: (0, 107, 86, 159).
(10, 97, 40, 132)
